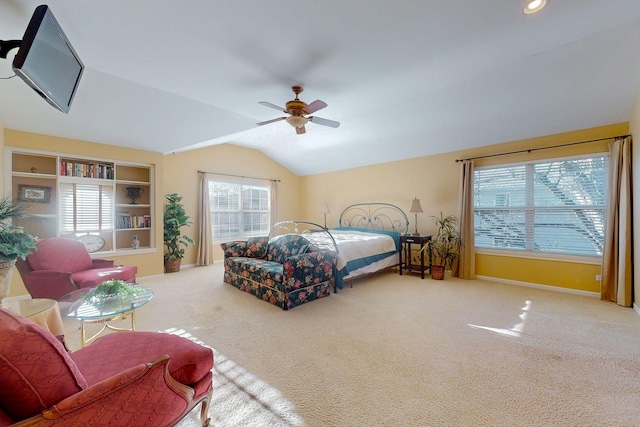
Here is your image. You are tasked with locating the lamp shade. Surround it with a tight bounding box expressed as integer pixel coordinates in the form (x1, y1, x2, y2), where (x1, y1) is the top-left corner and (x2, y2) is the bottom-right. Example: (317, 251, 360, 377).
(320, 203, 331, 214)
(409, 198, 423, 213)
(286, 115, 308, 128)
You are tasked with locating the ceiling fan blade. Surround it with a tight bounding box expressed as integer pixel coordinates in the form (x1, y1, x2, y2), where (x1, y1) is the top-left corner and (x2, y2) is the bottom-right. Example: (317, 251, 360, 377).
(257, 117, 286, 126)
(258, 101, 287, 113)
(309, 116, 340, 128)
(302, 100, 327, 115)
(296, 126, 306, 135)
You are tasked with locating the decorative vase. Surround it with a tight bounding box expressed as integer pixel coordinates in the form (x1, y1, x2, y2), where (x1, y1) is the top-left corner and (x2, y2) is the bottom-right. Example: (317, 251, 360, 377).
(123, 187, 144, 204)
(0, 260, 17, 300)
(164, 258, 181, 273)
(431, 265, 445, 280)
(131, 235, 140, 249)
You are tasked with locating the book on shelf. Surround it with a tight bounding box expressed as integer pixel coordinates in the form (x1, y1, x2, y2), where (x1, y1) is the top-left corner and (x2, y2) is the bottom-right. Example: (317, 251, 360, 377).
(60, 160, 114, 179)
(117, 212, 132, 229)
(117, 212, 150, 229)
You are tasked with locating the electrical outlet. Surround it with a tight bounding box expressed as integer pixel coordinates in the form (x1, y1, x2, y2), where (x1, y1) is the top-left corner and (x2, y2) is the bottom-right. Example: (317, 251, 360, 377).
(596, 275, 601, 281)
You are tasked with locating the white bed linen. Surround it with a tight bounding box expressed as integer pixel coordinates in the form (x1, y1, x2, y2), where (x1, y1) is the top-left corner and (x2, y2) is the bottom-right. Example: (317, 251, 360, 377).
(305, 229, 397, 271)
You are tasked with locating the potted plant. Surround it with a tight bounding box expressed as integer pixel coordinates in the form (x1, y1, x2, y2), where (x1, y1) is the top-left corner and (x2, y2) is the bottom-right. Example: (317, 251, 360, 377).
(425, 213, 460, 280)
(0, 195, 37, 299)
(163, 193, 195, 273)
(83, 279, 142, 310)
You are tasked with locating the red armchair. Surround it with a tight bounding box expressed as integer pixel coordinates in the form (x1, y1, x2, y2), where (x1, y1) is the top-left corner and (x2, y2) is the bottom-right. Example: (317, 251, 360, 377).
(15, 238, 137, 300)
(0, 308, 213, 426)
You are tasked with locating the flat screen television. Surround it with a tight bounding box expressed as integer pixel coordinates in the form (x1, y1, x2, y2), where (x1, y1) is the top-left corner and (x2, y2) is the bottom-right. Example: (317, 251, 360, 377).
(12, 5, 84, 113)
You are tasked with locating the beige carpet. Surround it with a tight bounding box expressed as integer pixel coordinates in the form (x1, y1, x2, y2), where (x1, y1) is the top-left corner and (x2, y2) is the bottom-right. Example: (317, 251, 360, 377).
(62, 264, 640, 427)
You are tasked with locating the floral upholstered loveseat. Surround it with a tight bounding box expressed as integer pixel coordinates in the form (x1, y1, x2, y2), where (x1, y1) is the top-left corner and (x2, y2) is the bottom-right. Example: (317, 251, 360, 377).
(221, 225, 338, 310)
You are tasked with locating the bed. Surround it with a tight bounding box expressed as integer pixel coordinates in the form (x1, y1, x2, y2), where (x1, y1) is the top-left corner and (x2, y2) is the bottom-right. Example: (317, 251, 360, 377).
(276, 203, 408, 290)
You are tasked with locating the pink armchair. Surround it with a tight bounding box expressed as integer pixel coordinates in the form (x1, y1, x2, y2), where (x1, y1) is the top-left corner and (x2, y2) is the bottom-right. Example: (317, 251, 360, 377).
(0, 308, 213, 426)
(15, 238, 137, 300)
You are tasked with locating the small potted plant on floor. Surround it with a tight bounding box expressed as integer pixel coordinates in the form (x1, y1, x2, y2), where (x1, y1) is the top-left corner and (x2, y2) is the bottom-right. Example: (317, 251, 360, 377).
(425, 213, 460, 280)
(0, 196, 37, 300)
(163, 193, 195, 273)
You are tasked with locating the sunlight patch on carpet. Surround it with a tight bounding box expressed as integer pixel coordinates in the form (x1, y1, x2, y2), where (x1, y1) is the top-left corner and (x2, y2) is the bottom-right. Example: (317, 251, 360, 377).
(163, 328, 305, 427)
(467, 300, 531, 338)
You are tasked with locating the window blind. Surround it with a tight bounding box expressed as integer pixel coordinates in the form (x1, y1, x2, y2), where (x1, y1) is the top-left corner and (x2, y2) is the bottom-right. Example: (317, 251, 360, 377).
(473, 155, 608, 257)
(60, 182, 114, 232)
(208, 181, 270, 239)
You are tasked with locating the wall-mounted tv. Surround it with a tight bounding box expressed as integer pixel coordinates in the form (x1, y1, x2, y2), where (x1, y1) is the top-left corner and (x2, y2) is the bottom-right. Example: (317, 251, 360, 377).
(12, 5, 84, 113)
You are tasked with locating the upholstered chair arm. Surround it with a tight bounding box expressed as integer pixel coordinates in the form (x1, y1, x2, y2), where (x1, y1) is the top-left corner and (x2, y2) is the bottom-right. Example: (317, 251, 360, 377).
(282, 250, 337, 292)
(90, 259, 115, 269)
(20, 271, 78, 300)
(12, 356, 194, 427)
(220, 241, 248, 258)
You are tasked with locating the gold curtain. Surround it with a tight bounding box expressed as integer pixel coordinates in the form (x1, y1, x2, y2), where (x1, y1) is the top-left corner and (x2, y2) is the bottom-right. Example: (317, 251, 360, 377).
(601, 137, 632, 306)
(455, 160, 475, 279)
(196, 173, 213, 266)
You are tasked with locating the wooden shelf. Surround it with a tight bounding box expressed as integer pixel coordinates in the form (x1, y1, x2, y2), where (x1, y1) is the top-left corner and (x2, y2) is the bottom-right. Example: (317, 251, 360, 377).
(6, 148, 155, 254)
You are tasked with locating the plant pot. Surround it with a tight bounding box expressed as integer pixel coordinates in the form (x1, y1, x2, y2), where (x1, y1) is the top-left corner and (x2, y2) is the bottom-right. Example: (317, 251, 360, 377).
(0, 259, 16, 300)
(164, 257, 182, 273)
(431, 265, 445, 280)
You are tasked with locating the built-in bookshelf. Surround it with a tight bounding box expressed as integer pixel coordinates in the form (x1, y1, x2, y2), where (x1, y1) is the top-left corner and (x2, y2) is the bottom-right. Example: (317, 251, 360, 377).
(5, 147, 155, 255)
(60, 158, 114, 180)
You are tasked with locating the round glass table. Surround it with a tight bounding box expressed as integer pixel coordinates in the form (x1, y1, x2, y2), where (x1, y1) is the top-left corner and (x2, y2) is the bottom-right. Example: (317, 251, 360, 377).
(1, 298, 65, 336)
(59, 284, 154, 347)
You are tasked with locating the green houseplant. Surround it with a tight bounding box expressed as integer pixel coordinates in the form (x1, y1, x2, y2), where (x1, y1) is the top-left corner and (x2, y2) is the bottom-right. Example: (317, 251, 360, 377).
(425, 213, 460, 280)
(83, 279, 141, 301)
(0, 195, 37, 299)
(163, 193, 195, 273)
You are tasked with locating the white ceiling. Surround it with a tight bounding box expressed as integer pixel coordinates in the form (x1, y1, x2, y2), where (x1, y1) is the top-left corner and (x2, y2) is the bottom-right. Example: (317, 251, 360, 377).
(1, 1, 640, 176)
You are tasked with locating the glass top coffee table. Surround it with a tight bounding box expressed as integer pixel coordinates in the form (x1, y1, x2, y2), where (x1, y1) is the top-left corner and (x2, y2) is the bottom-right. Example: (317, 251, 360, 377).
(59, 284, 154, 347)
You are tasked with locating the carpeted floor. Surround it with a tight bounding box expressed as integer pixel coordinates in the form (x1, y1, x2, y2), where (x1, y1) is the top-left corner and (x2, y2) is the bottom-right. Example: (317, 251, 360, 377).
(62, 263, 640, 427)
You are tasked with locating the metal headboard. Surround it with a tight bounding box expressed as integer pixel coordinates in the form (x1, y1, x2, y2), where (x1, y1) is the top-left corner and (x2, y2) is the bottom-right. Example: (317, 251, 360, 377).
(338, 202, 409, 234)
(268, 221, 339, 253)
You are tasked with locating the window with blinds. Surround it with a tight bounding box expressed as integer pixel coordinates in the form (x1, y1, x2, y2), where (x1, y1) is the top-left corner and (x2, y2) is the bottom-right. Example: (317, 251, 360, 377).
(59, 182, 114, 232)
(208, 181, 270, 240)
(473, 155, 608, 257)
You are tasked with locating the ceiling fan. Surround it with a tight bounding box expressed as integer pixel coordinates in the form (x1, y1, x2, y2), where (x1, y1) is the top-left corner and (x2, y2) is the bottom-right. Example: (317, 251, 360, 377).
(257, 86, 340, 135)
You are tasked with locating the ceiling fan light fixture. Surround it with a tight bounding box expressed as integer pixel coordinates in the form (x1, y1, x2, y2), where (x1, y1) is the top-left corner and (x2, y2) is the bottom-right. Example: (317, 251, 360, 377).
(524, 0, 548, 14)
(286, 115, 308, 128)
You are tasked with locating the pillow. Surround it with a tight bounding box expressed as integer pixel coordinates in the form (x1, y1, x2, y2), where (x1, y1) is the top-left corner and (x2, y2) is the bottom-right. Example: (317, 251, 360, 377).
(0, 308, 87, 420)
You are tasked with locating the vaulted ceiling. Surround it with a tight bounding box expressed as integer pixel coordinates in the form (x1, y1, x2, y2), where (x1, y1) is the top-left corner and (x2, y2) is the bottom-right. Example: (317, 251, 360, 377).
(1, 1, 640, 175)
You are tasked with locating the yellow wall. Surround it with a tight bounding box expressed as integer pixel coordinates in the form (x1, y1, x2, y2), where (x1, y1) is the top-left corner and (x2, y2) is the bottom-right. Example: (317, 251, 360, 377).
(302, 122, 629, 293)
(2, 119, 632, 297)
(162, 144, 302, 263)
(3, 130, 165, 297)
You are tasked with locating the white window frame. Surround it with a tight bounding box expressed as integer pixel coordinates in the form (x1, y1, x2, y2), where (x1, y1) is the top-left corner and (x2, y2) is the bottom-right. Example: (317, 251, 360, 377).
(473, 153, 608, 263)
(208, 177, 271, 241)
(59, 181, 114, 233)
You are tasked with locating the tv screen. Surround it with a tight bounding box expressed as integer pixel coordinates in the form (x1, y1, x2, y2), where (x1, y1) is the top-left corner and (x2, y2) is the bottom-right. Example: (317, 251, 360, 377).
(12, 5, 84, 113)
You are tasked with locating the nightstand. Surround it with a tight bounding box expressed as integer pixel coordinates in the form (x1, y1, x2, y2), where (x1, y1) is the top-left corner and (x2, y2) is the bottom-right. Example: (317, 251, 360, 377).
(399, 234, 432, 279)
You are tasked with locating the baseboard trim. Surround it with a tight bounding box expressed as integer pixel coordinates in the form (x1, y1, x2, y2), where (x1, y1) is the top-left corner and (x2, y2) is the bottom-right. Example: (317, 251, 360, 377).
(475, 275, 600, 298)
(634, 303, 640, 317)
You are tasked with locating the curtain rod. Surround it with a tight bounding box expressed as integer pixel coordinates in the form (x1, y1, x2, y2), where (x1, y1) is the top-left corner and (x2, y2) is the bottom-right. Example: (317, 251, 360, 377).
(455, 134, 631, 163)
(197, 170, 281, 182)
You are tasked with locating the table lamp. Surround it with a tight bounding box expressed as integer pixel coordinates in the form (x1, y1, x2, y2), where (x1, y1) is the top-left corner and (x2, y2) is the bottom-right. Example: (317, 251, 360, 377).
(409, 197, 423, 236)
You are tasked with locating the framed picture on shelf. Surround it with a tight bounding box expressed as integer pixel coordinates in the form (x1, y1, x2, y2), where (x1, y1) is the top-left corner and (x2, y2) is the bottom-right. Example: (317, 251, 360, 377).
(18, 185, 52, 203)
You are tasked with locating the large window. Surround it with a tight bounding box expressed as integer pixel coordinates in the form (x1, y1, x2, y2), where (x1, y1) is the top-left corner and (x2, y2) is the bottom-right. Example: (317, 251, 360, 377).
(473, 154, 608, 258)
(59, 182, 114, 232)
(208, 180, 271, 240)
